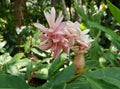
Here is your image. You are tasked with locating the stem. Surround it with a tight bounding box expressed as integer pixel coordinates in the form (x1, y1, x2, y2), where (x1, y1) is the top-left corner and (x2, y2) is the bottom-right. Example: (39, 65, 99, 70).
(73, 50, 85, 75)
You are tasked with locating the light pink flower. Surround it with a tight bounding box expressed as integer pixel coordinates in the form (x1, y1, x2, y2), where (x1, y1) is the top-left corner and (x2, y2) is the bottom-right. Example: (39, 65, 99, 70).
(65, 21, 92, 48)
(34, 7, 74, 59)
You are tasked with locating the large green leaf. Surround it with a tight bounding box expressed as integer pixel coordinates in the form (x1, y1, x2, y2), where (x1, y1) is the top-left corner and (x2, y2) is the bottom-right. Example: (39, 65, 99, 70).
(0, 74, 29, 89)
(29, 67, 120, 89)
(107, 0, 120, 24)
(86, 60, 100, 69)
(49, 76, 119, 89)
(59, 67, 120, 89)
(87, 21, 120, 50)
(85, 67, 120, 80)
(46, 64, 75, 87)
(48, 53, 67, 79)
(84, 67, 120, 89)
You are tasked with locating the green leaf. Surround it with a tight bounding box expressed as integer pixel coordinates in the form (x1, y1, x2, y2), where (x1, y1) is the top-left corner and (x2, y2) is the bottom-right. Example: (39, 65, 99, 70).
(103, 77, 120, 88)
(34, 67, 120, 89)
(0, 74, 29, 89)
(26, 61, 33, 81)
(66, 76, 119, 89)
(0, 53, 12, 65)
(24, 40, 31, 52)
(14, 58, 31, 69)
(87, 77, 104, 89)
(0, 18, 7, 24)
(87, 77, 119, 89)
(85, 67, 120, 80)
(103, 51, 117, 66)
(74, 0, 102, 37)
(106, 34, 120, 50)
(107, 0, 120, 24)
(74, 0, 88, 22)
(10, 53, 24, 64)
(29, 86, 49, 89)
(48, 53, 67, 79)
(0, 41, 6, 49)
(34, 73, 48, 80)
(86, 60, 100, 69)
(84, 67, 120, 89)
(46, 64, 75, 87)
(31, 48, 46, 57)
(87, 21, 120, 50)
(88, 39, 102, 60)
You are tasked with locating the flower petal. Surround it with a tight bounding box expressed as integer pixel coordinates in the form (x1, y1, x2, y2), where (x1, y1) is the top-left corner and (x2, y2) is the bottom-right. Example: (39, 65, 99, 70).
(39, 42, 52, 50)
(82, 29, 89, 34)
(55, 22, 66, 33)
(34, 23, 48, 33)
(53, 45, 62, 59)
(76, 40, 88, 48)
(54, 12, 64, 29)
(44, 7, 56, 28)
(54, 30, 65, 35)
(53, 38, 60, 43)
(68, 36, 75, 46)
(50, 7, 56, 27)
(39, 34, 48, 41)
(61, 39, 70, 53)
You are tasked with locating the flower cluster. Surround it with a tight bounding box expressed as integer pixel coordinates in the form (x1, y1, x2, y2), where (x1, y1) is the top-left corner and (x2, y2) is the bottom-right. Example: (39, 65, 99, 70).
(34, 7, 92, 59)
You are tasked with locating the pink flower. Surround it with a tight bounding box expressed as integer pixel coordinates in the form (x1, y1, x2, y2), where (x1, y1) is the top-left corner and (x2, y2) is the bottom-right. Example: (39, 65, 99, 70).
(34, 7, 73, 59)
(65, 21, 92, 48)
(64, 21, 93, 55)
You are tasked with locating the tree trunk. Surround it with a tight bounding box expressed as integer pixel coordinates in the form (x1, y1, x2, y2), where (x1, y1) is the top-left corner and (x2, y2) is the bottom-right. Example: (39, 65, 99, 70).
(13, 0, 23, 27)
(13, 0, 28, 27)
(22, 0, 28, 25)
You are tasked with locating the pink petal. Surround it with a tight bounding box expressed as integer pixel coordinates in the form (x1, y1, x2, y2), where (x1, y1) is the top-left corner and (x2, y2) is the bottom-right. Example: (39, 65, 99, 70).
(39, 35, 48, 41)
(54, 12, 64, 29)
(51, 43, 57, 51)
(63, 42, 70, 53)
(39, 42, 52, 50)
(54, 30, 65, 35)
(60, 38, 70, 53)
(50, 7, 56, 27)
(53, 38, 60, 43)
(57, 22, 66, 31)
(68, 37, 75, 46)
(44, 7, 56, 28)
(76, 40, 88, 48)
(52, 34, 61, 43)
(53, 45, 62, 59)
(34, 23, 48, 33)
